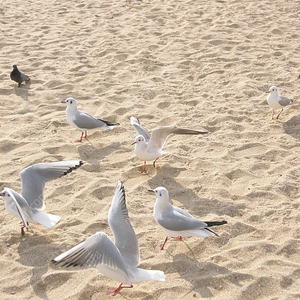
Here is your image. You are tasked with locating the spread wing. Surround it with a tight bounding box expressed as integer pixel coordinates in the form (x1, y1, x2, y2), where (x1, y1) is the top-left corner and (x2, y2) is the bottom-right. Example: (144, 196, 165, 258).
(130, 116, 151, 142)
(21, 161, 83, 210)
(148, 127, 208, 152)
(108, 180, 140, 267)
(52, 232, 129, 277)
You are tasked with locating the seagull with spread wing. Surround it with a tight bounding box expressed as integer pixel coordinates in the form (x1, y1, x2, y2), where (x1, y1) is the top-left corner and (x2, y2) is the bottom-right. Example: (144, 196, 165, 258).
(130, 116, 209, 173)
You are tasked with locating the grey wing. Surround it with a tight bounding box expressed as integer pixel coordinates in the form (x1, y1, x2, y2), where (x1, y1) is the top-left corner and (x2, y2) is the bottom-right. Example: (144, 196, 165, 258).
(20, 71, 30, 81)
(278, 95, 293, 106)
(108, 180, 140, 267)
(73, 111, 110, 130)
(157, 207, 208, 231)
(21, 161, 83, 210)
(4, 188, 33, 227)
(130, 116, 151, 142)
(148, 126, 208, 152)
(52, 232, 129, 276)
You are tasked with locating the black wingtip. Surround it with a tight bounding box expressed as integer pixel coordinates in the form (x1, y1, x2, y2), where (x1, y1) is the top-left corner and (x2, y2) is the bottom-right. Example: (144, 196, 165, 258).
(61, 161, 84, 177)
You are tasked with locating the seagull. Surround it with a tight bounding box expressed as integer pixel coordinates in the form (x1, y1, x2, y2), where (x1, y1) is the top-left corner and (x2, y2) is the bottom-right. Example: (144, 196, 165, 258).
(0, 160, 83, 235)
(10, 65, 30, 87)
(61, 98, 120, 142)
(130, 116, 209, 173)
(52, 180, 165, 296)
(266, 86, 293, 120)
(149, 187, 227, 252)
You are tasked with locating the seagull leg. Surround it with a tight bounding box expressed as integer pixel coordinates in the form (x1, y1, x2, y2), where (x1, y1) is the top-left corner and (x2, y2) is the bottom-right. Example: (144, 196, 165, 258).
(83, 131, 88, 139)
(20, 222, 29, 235)
(174, 236, 182, 241)
(270, 109, 275, 121)
(75, 132, 84, 142)
(155, 236, 168, 252)
(141, 161, 147, 173)
(108, 283, 133, 296)
(153, 157, 159, 168)
(276, 109, 283, 119)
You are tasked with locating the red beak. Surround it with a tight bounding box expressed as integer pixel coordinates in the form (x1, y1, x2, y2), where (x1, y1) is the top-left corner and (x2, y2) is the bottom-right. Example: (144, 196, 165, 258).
(148, 189, 155, 193)
(266, 91, 270, 94)
(61, 100, 66, 103)
(131, 141, 137, 145)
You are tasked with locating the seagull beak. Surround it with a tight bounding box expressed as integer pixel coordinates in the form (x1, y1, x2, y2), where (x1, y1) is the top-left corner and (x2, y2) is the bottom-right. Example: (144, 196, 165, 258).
(266, 91, 270, 94)
(61, 100, 66, 103)
(148, 189, 155, 193)
(131, 141, 137, 145)
(0, 192, 4, 197)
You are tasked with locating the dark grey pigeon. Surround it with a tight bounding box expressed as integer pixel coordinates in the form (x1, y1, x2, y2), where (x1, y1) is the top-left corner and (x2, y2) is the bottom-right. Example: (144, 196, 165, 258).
(10, 65, 30, 87)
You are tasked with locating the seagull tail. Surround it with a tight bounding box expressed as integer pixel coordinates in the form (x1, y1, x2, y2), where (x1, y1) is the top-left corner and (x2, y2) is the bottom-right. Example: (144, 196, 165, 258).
(33, 210, 61, 228)
(132, 268, 166, 283)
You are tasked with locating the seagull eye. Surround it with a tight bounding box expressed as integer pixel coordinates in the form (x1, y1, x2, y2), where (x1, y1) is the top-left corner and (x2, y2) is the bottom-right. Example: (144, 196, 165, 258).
(70, 101, 73, 104)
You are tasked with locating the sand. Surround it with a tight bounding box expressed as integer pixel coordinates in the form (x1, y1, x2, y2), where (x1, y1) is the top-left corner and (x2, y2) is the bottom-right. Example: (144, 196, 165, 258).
(1, 0, 300, 299)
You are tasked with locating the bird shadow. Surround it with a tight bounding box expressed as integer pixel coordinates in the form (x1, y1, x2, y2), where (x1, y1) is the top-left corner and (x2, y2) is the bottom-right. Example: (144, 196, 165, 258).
(163, 252, 251, 298)
(13, 82, 31, 101)
(77, 142, 121, 164)
(14, 234, 59, 300)
(282, 115, 300, 140)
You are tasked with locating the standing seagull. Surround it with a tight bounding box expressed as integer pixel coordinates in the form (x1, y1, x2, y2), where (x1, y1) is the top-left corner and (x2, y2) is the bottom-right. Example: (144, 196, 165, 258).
(52, 180, 165, 296)
(266, 86, 293, 120)
(131, 116, 209, 173)
(61, 98, 120, 142)
(0, 160, 83, 235)
(10, 65, 30, 87)
(149, 187, 227, 252)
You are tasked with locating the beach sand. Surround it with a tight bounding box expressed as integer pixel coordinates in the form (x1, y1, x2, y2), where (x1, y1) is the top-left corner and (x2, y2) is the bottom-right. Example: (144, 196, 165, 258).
(1, 0, 300, 299)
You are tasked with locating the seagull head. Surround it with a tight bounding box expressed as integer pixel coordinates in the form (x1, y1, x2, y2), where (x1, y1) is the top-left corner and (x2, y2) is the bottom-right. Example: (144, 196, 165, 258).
(149, 187, 170, 203)
(131, 135, 145, 145)
(0, 190, 10, 199)
(266, 86, 278, 94)
(61, 97, 78, 109)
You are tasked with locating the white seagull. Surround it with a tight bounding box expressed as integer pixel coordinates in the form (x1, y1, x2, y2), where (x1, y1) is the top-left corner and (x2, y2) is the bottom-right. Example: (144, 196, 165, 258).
(61, 98, 120, 142)
(0, 160, 83, 235)
(266, 86, 293, 120)
(130, 116, 209, 173)
(149, 187, 227, 252)
(52, 180, 165, 296)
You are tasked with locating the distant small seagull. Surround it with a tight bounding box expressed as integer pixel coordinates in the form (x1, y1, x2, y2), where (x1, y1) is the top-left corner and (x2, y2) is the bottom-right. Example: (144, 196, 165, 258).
(61, 97, 120, 142)
(266, 86, 293, 120)
(149, 187, 227, 252)
(130, 116, 209, 173)
(10, 65, 30, 87)
(0, 161, 83, 235)
(52, 180, 165, 296)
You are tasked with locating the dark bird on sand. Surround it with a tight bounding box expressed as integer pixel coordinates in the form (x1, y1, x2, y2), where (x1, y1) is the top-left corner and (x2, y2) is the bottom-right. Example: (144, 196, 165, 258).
(10, 65, 30, 87)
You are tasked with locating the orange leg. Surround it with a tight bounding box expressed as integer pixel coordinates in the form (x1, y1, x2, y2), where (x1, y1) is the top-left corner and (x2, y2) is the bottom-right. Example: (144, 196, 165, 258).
(276, 108, 283, 119)
(270, 109, 275, 121)
(155, 236, 168, 252)
(108, 283, 133, 296)
(153, 157, 159, 167)
(141, 161, 147, 173)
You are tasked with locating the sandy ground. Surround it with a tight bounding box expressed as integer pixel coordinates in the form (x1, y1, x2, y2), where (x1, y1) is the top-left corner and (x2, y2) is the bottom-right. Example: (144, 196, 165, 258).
(1, 0, 300, 299)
